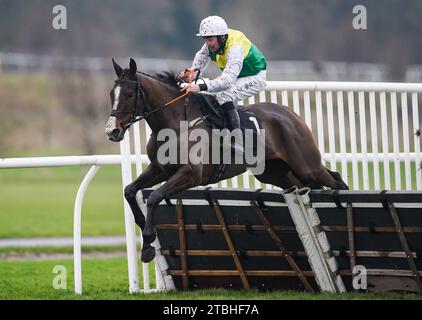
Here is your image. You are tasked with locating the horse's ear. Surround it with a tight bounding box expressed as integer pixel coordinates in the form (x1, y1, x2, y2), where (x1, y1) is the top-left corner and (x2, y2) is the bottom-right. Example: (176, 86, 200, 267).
(129, 58, 137, 76)
(112, 58, 123, 77)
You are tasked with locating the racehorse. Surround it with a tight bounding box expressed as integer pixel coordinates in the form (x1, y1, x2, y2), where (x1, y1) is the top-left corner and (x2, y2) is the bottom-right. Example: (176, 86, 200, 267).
(105, 58, 348, 263)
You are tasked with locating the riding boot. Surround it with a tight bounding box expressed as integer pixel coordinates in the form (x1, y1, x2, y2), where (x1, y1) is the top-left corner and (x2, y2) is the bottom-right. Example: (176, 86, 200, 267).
(221, 101, 244, 154)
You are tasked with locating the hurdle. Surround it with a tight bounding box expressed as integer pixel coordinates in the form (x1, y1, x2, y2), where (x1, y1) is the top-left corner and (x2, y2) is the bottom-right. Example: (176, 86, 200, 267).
(139, 187, 422, 293)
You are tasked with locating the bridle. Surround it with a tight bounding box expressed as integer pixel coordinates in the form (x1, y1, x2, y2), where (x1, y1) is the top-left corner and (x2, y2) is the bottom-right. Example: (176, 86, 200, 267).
(109, 78, 146, 129)
(109, 69, 201, 130)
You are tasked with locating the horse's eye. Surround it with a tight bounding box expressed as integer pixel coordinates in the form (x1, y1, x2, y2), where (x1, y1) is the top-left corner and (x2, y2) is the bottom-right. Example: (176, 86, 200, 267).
(126, 92, 133, 98)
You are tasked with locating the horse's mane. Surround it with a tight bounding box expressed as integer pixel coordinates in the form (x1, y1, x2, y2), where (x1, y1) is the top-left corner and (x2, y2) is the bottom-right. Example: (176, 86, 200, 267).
(138, 71, 180, 90)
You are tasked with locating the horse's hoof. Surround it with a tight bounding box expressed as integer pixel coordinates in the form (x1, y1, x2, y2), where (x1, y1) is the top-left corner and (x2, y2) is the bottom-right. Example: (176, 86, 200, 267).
(141, 245, 156, 263)
(143, 230, 157, 243)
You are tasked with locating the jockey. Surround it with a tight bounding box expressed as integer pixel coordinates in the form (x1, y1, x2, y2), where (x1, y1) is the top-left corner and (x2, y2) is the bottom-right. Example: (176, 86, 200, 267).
(179, 16, 267, 153)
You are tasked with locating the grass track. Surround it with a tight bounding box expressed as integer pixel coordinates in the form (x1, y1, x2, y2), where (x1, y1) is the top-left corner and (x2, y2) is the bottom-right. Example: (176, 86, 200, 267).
(0, 166, 125, 238)
(1, 257, 421, 300)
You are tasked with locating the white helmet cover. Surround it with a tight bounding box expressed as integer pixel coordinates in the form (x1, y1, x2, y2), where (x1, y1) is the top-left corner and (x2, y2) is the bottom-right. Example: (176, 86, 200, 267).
(196, 16, 228, 37)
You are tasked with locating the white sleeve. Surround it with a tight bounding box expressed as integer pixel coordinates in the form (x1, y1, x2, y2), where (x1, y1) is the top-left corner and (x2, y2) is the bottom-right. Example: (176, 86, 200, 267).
(205, 45, 244, 92)
(191, 44, 211, 72)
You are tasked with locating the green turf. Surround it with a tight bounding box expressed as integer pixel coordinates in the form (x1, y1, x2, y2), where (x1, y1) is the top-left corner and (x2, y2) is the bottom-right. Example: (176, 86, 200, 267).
(1, 257, 421, 300)
(0, 165, 126, 238)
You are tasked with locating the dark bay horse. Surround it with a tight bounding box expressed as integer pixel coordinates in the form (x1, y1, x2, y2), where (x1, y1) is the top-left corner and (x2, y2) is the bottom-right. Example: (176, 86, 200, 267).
(105, 58, 348, 263)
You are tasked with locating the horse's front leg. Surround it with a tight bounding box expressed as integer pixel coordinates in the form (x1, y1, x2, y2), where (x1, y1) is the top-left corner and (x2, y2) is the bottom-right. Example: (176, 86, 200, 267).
(141, 165, 199, 263)
(124, 163, 167, 231)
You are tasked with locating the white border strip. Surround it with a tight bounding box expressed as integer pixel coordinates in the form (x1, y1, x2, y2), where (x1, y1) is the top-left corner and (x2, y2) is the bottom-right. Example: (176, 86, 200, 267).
(154, 199, 287, 207)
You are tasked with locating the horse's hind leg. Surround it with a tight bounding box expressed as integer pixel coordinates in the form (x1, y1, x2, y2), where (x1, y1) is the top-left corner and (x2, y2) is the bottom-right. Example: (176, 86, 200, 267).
(278, 141, 348, 190)
(301, 166, 349, 190)
(327, 169, 349, 190)
(253, 159, 304, 189)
